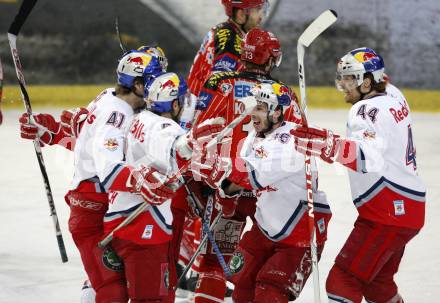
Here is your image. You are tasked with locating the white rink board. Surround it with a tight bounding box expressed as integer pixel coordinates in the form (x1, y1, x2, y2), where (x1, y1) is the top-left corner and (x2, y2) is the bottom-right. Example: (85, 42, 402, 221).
(0, 109, 439, 303)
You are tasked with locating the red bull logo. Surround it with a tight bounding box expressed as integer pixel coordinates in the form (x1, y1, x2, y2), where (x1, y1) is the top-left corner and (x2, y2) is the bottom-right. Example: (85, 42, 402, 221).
(127, 56, 144, 65)
(162, 79, 177, 89)
(353, 51, 377, 63)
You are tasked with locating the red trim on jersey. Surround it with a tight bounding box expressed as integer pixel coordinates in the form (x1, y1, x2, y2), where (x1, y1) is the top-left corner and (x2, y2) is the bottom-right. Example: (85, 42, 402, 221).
(356, 187, 425, 229)
(107, 166, 133, 192)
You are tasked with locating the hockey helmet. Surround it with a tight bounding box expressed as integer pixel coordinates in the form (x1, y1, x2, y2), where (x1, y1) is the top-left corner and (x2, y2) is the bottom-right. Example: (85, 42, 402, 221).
(138, 45, 168, 72)
(221, 0, 269, 17)
(145, 72, 188, 113)
(336, 47, 385, 91)
(241, 28, 282, 67)
(250, 81, 292, 115)
(117, 50, 163, 89)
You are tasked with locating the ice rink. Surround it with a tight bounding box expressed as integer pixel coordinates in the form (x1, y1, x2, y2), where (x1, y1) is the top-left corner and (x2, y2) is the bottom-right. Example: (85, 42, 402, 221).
(0, 108, 439, 302)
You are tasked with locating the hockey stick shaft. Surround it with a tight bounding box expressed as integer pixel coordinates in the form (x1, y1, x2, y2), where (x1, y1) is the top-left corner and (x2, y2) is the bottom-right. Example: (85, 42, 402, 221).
(297, 9, 337, 303)
(183, 184, 231, 277)
(115, 16, 127, 53)
(99, 97, 257, 248)
(175, 212, 223, 289)
(8, 0, 68, 263)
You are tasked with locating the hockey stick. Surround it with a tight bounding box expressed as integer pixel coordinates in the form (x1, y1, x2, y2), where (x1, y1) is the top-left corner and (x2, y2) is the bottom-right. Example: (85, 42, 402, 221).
(175, 211, 223, 289)
(98, 96, 257, 248)
(115, 16, 127, 53)
(8, 0, 68, 263)
(183, 182, 231, 277)
(297, 9, 337, 302)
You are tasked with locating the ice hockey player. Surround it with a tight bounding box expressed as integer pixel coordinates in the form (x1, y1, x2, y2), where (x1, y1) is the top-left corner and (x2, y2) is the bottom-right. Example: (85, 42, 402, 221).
(177, 1, 270, 295)
(188, 27, 301, 303)
(19, 50, 165, 303)
(194, 82, 332, 303)
(102, 72, 224, 303)
(291, 47, 426, 303)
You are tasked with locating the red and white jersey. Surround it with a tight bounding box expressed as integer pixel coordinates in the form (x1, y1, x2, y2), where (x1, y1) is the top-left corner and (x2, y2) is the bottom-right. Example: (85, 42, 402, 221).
(71, 88, 134, 191)
(240, 121, 331, 246)
(187, 20, 245, 97)
(346, 86, 426, 229)
(104, 110, 186, 244)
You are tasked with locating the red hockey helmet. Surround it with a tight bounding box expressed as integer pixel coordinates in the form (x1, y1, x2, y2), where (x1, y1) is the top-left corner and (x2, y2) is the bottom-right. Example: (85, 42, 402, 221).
(241, 28, 282, 66)
(221, 0, 267, 17)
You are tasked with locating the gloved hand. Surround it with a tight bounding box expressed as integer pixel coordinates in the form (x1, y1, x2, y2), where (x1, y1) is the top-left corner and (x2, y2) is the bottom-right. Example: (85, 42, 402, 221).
(60, 107, 89, 137)
(19, 112, 61, 146)
(174, 117, 225, 160)
(214, 188, 240, 218)
(129, 165, 176, 205)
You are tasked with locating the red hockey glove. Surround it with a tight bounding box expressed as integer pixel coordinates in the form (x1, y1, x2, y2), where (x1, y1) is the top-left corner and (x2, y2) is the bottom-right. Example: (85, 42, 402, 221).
(19, 112, 61, 146)
(291, 126, 357, 167)
(174, 117, 225, 160)
(214, 189, 240, 218)
(191, 149, 232, 189)
(129, 165, 176, 205)
(60, 107, 89, 137)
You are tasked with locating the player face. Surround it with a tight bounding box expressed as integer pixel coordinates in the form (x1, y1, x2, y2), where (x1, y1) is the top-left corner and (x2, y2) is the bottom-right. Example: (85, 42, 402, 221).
(243, 6, 265, 32)
(251, 102, 271, 133)
(335, 74, 361, 104)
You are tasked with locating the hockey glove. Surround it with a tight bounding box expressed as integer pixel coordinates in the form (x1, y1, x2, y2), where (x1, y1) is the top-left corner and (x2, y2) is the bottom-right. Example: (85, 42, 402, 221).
(174, 117, 225, 160)
(214, 188, 241, 218)
(19, 112, 61, 146)
(290, 126, 357, 166)
(60, 107, 89, 137)
(129, 165, 176, 205)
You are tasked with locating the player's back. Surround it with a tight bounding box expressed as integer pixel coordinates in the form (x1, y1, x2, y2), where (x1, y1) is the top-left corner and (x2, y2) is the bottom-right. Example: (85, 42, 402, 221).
(347, 87, 425, 228)
(71, 88, 134, 190)
(187, 20, 244, 97)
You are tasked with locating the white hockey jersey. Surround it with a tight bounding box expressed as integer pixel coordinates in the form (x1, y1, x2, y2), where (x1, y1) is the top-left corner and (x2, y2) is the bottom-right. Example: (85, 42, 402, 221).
(240, 121, 331, 246)
(71, 88, 134, 192)
(103, 110, 186, 244)
(345, 85, 426, 229)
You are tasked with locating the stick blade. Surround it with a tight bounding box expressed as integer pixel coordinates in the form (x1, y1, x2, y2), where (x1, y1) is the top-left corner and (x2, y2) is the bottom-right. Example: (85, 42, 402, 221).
(298, 9, 338, 47)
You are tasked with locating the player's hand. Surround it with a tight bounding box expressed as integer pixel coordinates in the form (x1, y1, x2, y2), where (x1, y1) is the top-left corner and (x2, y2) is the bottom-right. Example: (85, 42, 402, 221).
(175, 117, 225, 159)
(60, 107, 88, 137)
(129, 165, 176, 205)
(214, 189, 240, 218)
(290, 125, 340, 163)
(19, 112, 61, 146)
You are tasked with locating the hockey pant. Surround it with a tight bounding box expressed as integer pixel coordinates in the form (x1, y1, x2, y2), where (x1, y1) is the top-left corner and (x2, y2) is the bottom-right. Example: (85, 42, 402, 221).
(228, 223, 325, 303)
(65, 186, 128, 303)
(326, 217, 419, 303)
(194, 194, 256, 303)
(112, 238, 174, 303)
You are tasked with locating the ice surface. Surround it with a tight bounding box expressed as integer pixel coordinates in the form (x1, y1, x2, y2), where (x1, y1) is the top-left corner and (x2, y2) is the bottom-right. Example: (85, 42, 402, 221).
(0, 109, 439, 302)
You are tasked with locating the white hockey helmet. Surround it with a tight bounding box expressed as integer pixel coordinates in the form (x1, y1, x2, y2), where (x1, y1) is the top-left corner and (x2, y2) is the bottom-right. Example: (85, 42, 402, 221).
(145, 72, 188, 113)
(250, 81, 292, 115)
(116, 51, 162, 89)
(137, 45, 168, 72)
(336, 47, 385, 91)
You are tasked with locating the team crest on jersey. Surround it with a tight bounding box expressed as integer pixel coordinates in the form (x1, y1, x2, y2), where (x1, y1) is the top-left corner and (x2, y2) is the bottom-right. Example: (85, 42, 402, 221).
(229, 251, 245, 274)
(255, 146, 268, 158)
(393, 200, 405, 216)
(142, 225, 154, 239)
(104, 138, 119, 151)
(220, 82, 233, 96)
(102, 247, 124, 271)
(275, 133, 291, 144)
(363, 129, 376, 139)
